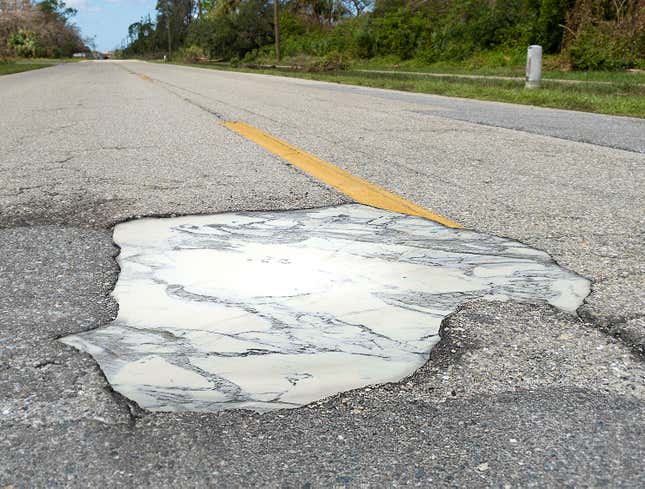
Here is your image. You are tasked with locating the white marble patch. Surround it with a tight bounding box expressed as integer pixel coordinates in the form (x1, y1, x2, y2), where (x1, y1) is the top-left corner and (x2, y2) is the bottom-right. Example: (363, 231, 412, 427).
(61, 204, 590, 412)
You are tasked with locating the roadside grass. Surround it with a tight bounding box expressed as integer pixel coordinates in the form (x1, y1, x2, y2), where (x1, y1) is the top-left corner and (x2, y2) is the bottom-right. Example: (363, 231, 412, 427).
(0, 62, 50, 76)
(352, 57, 645, 84)
(171, 61, 645, 118)
(355, 64, 645, 84)
(17, 57, 84, 64)
(251, 51, 645, 84)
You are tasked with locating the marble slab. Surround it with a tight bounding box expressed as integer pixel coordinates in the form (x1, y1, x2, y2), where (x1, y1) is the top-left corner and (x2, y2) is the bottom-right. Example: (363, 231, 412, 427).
(61, 204, 590, 412)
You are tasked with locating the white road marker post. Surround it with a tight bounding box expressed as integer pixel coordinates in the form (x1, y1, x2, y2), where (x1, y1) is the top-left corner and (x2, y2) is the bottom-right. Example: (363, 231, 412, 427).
(525, 45, 542, 89)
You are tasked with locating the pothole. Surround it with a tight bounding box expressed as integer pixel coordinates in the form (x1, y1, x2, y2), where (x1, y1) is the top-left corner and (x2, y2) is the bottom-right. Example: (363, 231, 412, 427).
(61, 204, 590, 412)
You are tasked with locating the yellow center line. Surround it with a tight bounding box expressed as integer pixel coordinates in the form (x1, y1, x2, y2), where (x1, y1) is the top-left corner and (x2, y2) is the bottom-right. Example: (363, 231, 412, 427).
(223, 121, 462, 229)
(138, 74, 152, 81)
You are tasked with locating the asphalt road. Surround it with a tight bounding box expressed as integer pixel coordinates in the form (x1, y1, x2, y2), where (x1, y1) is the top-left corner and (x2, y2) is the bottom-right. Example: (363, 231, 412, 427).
(1, 61, 643, 487)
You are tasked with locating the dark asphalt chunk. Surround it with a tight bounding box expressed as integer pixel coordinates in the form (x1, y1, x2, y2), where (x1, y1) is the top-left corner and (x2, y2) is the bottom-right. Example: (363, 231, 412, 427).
(0, 227, 128, 427)
(2, 388, 643, 488)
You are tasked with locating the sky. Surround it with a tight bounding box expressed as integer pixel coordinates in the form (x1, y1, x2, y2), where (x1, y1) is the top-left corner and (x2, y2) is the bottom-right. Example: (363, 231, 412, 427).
(66, 0, 157, 51)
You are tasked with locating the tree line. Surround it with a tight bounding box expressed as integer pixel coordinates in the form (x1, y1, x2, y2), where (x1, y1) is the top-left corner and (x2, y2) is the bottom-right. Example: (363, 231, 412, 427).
(122, 0, 643, 70)
(0, 0, 87, 58)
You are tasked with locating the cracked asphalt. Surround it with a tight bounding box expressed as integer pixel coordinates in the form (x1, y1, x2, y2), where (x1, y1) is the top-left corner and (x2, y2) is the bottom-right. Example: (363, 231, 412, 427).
(1, 61, 644, 487)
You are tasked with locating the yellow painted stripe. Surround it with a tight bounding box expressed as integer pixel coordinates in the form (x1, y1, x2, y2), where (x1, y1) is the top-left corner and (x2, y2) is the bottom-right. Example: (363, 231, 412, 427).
(138, 74, 152, 81)
(223, 122, 462, 228)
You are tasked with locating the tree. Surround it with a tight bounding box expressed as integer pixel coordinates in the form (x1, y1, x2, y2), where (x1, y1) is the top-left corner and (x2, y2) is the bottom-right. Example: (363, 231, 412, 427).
(537, 0, 570, 52)
(126, 15, 157, 56)
(156, 0, 196, 56)
(344, 0, 371, 16)
(37, 0, 77, 21)
(0, 1, 31, 11)
(1, 0, 86, 57)
(288, 0, 350, 28)
(274, 0, 281, 60)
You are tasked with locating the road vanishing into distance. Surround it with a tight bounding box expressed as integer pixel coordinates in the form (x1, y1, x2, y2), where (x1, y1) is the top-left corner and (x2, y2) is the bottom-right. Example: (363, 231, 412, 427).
(1, 60, 644, 487)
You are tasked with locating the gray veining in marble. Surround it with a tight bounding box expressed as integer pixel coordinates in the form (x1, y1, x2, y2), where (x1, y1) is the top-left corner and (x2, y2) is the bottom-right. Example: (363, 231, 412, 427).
(61, 204, 590, 412)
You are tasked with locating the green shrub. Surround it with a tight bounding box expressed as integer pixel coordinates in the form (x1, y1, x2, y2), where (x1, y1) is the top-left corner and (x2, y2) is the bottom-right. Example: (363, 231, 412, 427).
(185, 0, 272, 60)
(536, 0, 568, 52)
(242, 50, 258, 63)
(7, 29, 38, 58)
(566, 26, 638, 70)
(176, 45, 206, 63)
(305, 51, 350, 72)
(461, 48, 526, 69)
(355, 29, 374, 59)
(563, 0, 645, 70)
(371, 9, 426, 60)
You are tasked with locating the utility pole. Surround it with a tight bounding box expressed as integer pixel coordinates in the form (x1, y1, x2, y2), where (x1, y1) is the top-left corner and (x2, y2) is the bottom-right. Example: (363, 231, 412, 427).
(166, 6, 172, 59)
(166, 16, 172, 59)
(161, 0, 172, 59)
(274, 0, 281, 61)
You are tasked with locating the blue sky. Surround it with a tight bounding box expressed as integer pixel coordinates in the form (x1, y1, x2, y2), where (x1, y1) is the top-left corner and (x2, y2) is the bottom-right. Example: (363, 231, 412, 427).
(66, 0, 157, 51)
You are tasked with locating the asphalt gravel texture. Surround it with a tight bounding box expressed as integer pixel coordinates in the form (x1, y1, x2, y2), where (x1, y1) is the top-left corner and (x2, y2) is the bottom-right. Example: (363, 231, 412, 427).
(1, 61, 643, 488)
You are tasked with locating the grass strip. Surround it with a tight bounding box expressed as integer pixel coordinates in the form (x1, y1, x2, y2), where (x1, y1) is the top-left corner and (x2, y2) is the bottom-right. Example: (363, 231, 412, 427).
(0, 63, 51, 76)
(174, 62, 645, 118)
